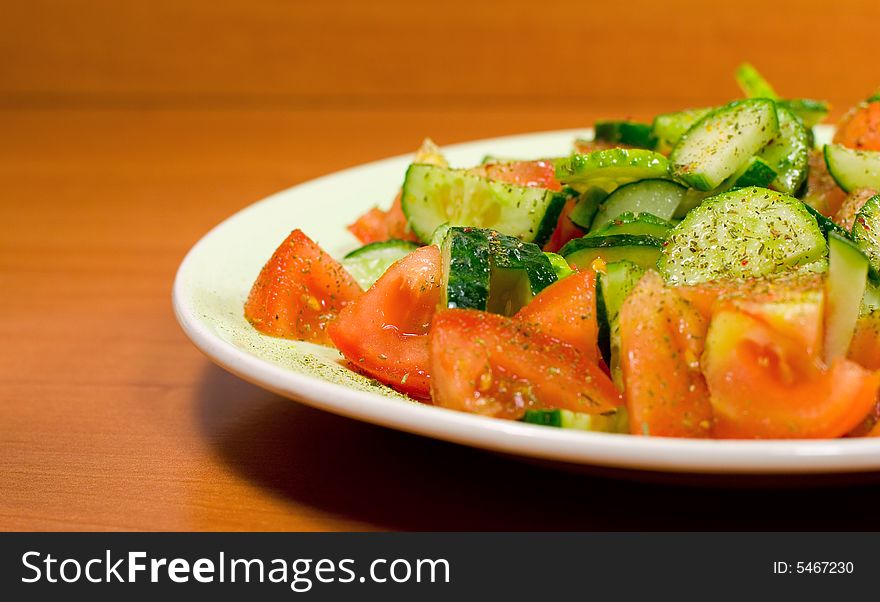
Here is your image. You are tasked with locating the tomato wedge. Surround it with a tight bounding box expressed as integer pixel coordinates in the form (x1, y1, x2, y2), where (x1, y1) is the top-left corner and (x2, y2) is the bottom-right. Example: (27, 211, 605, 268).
(328, 244, 440, 397)
(704, 309, 880, 439)
(470, 159, 562, 191)
(543, 196, 585, 253)
(850, 313, 880, 371)
(245, 229, 363, 344)
(833, 101, 880, 151)
(619, 271, 713, 437)
(429, 309, 621, 420)
(514, 269, 600, 362)
(347, 192, 421, 245)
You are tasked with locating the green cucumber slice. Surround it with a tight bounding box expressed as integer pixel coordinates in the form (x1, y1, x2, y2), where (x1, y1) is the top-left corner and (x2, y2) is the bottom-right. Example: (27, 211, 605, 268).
(758, 105, 810, 195)
(597, 261, 646, 388)
(521, 408, 628, 433)
(544, 252, 574, 280)
(401, 163, 566, 246)
(732, 156, 777, 188)
(801, 202, 851, 241)
(589, 212, 673, 239)
(852, 193, 880, 277)
(778, 99, 830, 128)
(669, 99, 779, 191)
(652, 107, 712, 154)
(342, 240, 420, 289)
(824, 232, 870, 363)
(440, 227, 557, 315)
(659, 187, 828, 285)
(560, 235, 663, 272)
(555, 149, 670, 193)
(735, 63, 778, 99)
(568, 186, 607, 230)
(590, 179, 686, 230)
(864, 281, 880, 314)
(824, 144, 880, 193)
(594, 121, 657, 149)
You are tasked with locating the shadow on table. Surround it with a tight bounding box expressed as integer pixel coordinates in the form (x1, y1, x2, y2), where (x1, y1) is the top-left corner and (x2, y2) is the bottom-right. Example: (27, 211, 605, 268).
(196, 363, 880, 531)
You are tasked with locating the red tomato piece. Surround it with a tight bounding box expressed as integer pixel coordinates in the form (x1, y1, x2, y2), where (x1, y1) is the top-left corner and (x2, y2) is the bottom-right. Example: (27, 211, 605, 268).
(833, 101, 880, 151)
(543, 196, 586, 252)
(803, 149, 847, 218)
(328, 245, 441, 397)
(514, 270, 600, 363)
(704, 309, 880, 439)
(429, 309, 622, 420)
(619, 271, 713, 437)
(849, 313, 880, 371)
(347, 192, 421, 245)
(471, 160, 562, 191)
(245, 229, 363, 345)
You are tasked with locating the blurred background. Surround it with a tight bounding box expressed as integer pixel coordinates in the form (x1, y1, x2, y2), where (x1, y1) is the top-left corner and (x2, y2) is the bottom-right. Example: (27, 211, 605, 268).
(4, 1, 880, 531)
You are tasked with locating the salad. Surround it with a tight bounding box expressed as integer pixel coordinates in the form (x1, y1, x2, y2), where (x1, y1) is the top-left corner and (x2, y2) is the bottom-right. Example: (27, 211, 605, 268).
(244, 64, 880, 440)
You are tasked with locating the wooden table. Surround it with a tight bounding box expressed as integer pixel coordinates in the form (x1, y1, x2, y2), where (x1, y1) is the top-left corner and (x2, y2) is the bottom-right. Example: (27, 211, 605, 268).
(3, 105, 880, 532)
(4, 1, 880, 531)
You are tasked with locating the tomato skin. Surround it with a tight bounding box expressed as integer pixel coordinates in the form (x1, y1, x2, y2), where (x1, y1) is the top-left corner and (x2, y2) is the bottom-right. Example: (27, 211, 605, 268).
(543, 196, 586, 252)
(429, 309, 622, 420)
(803, 149, 847, 217)
(620, 271, 713, 438)
(835, 187, 879, 231)
(833, 101, 880, 151)
(514, 270, 600, 363)
(245, 229, 363, 344)
(849, 313, 880, 371)
(328, 245, 440, 397)
(347, 192, 421, 245)
(704, 310, 880, 439)
(471, 160, 562, 191)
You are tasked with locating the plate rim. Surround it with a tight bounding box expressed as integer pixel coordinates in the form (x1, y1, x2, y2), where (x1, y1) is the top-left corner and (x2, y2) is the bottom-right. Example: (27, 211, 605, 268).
(172, 126, 880, 476)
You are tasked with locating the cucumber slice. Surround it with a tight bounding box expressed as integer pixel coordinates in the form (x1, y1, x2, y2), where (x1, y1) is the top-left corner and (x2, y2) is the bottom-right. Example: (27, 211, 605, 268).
(824, 232, 870, 363)
(594, 121, 657, 149)
(342, 240, 420, 289)
(544, 252, 574, 280)
(652, 107, 712, 154)
(824, 144, 880, 193)
(555, 149, 670, 193)
(560, 235, 663, 272)
(440, 227, 557, 315)
(521, 408, 628, 433)
(864, 281, 880, 314)
(732, 156, 777, 188)
(659, 187, 828, 285)
(590, 179, 686, 230)
(568, 186, 607, 230)
(597, 261, 646, 388)
(778, 98, 830, 128)
(852, 193, 880, 276)
(758, 105, 810, 195)
(589, 212, 673, 239)
(735, 63, 778, 99)
(401, 163, 566, 246)
(669, 99, 779, 191)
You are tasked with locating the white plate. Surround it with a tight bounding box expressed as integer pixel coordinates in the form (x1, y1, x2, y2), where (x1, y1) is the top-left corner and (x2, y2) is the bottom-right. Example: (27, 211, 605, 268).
(173, 126, 880, 476)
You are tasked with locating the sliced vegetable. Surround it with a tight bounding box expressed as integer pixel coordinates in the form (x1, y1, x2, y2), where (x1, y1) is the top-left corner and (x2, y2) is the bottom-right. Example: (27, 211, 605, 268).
(594, 121, 656, 149)
(588, 212, 673, 239)
(832, 101, 880, 151)
(758, 105, 810, 194)
(401, 163, 566, 246)
(429, 309, 622, 420)
(659, 187, 827, 285)
(852, 193, 880, 275)
(522, 408, 628, 433)
(778, 98, 830, 128)
(824, 233, 870, 363)
(834, 187, 878, 231)
(328, 245, 441, 397)
(669, 99, 779, 191)
(555, 148, 670, 193)
(342, 239, 420, 289)
(589, 179, 686, 231)
(734, 62, 778, 99)
(619, 271, 713, 437)
(803, 148, 847, 218)
(651, 107, 712, 154)
(568, 187, 607, 230)
(801, 201, 851, 240)
(560, 235, 663, 272)
(849, 311, 880, 370)
(704, 309, 880, 439)
(732, 156, 777, 189)
(515, 269, 600, 362)
(824, 144, 880, 192)
(544, 252, 575, 280)
(245, 229, 363, 344)
(597, 260, 646, 387)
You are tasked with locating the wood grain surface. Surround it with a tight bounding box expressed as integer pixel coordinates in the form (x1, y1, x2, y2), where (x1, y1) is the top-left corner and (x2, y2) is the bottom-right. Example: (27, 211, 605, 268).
(2, 2, 880, 531)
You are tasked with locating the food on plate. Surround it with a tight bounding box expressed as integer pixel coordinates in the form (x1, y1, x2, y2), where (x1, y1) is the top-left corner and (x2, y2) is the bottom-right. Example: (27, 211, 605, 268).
(245, 64, 880, 439)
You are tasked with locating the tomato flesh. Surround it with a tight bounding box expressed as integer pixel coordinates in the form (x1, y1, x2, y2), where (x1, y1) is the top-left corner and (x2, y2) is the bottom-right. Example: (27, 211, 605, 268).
(620, 271, 713, 437)
(429, 309, 621, 420)
(833, 101, 880, 151)
(514, 269, 600, 363)
(347, 192, 421, 245)
(328, 245, 440, 397)
(245, 229, 363, 344)
(704, 309, 880, 439)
